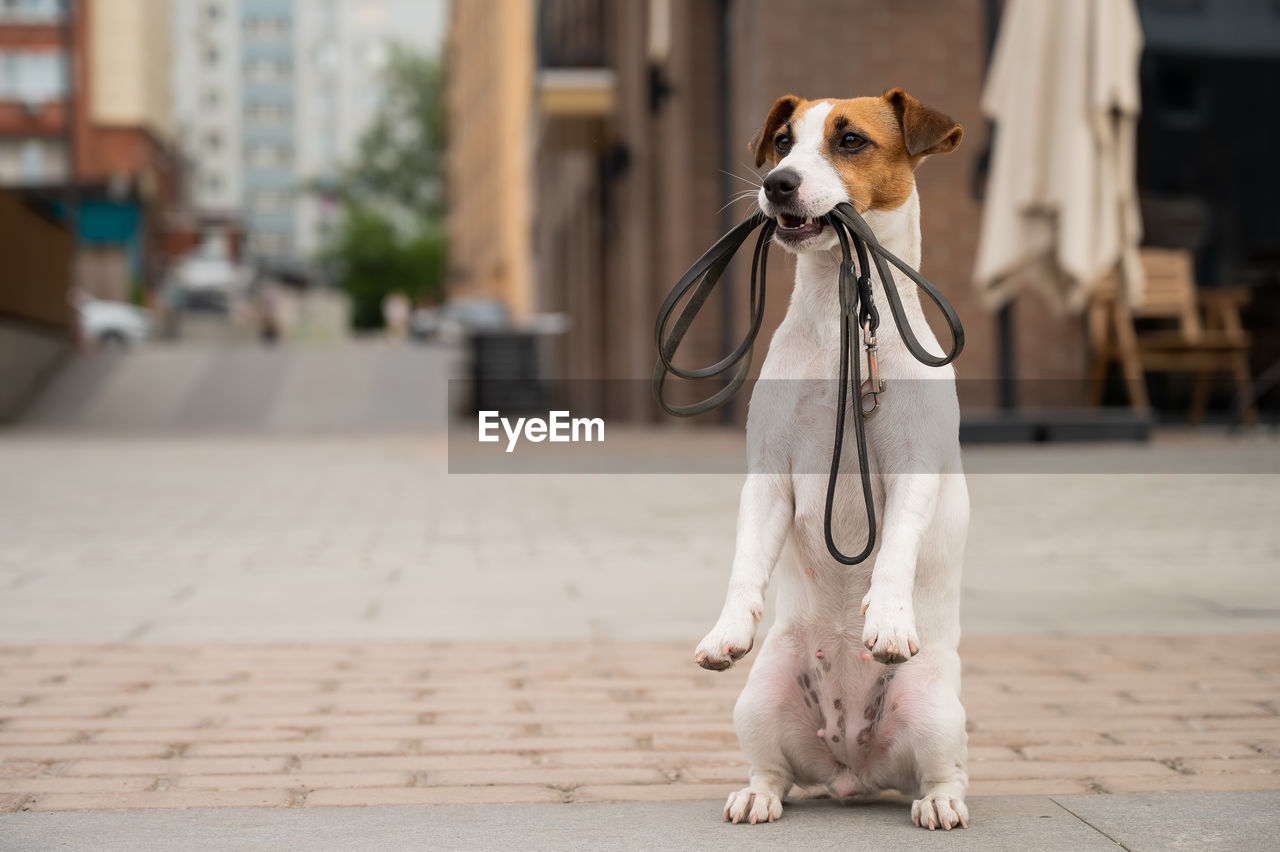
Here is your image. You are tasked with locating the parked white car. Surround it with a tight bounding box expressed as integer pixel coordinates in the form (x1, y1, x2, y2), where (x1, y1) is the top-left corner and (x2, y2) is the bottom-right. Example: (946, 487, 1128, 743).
(77, 296, 151, 349)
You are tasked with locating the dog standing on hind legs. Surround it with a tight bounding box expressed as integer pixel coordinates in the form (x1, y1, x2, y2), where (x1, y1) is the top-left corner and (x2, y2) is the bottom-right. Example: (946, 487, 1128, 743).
(692, 89, 971, 830)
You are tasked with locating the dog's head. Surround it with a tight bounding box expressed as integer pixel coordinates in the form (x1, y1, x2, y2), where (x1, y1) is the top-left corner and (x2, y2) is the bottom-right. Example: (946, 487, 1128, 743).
(750, 90, 962, 253)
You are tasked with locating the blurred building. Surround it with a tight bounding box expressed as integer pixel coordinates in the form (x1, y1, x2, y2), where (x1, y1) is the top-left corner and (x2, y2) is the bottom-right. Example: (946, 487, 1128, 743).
(0, 0, 177, 300)
(448, 0, 1036, 419)
(444, 0, 535, 317)
(170, 0, 445, 268)
(448, 0, 1280, 423)
(1, 0, 176, 417)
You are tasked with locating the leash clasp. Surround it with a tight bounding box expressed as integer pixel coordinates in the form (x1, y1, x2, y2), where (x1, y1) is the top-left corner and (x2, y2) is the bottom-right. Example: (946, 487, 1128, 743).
(860, 318, 885, 418)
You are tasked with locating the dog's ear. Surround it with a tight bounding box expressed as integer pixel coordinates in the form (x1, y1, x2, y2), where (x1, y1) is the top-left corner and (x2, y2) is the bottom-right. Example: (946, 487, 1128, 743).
(884, 88, 962, 160)
(749, 95, 802, 168)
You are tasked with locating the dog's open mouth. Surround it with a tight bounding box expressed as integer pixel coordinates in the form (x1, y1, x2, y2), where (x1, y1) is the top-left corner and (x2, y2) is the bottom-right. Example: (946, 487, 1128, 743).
(775, 212, 826, 241)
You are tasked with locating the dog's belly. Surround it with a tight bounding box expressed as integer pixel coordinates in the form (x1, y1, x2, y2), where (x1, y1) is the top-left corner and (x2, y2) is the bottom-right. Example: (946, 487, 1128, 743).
(780, 632, 911, 790)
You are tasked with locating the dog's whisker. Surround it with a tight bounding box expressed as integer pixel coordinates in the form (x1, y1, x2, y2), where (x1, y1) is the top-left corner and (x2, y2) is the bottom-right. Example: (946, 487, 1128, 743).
(720, 168, 762, 189)
(717, 190, 759, 215)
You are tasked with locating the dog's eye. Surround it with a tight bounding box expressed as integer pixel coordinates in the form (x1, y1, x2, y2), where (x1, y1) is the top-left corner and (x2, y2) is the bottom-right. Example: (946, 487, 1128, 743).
(841, 132, 868, 151)
(774, 134, 791, 154)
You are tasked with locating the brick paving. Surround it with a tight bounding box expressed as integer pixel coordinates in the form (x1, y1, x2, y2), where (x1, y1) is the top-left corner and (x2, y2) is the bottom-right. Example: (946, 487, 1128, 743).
(2, 635, 1277, 812)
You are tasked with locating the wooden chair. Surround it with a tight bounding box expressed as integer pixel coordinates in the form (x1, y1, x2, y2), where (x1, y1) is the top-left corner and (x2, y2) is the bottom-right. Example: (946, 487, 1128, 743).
(1087, 248, 1257, 426)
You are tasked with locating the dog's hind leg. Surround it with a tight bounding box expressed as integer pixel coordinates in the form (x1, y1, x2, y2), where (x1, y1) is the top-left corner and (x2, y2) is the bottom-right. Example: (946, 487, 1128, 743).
(889, 661, 969, 830)
(723, 768, 790, 825)
(724, 635, 841, 824)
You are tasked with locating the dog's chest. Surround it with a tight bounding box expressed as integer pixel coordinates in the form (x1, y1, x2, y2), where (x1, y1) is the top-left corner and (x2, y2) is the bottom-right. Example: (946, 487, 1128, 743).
(747, 350, 885, 562)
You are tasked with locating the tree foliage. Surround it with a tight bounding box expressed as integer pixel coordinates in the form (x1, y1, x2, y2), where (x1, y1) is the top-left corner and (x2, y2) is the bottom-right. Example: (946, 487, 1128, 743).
(345, 44, 447, 220)
(323, 44, 447, 328)
(324, 205, 444, 329)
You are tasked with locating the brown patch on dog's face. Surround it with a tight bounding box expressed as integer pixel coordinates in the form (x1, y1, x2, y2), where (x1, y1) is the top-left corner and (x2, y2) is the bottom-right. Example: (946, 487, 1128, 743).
(818, 91, 962, 212)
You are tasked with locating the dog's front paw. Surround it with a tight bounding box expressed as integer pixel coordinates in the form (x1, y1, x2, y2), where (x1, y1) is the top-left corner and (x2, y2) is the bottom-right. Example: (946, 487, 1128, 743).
(724, 787, 783, 824)
(694, 606, 759, 671)
(860, 592, 919, 664)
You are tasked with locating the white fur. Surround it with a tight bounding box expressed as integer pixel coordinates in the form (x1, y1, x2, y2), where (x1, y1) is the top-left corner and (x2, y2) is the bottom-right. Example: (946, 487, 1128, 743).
(694, 109, 970, 830)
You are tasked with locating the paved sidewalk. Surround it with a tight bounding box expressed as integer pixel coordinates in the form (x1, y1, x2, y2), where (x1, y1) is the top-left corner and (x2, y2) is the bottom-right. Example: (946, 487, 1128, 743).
(1, 637, 1277, 813)
(1, 434, 1278, 644)
(1, 431, 1278, 847)
(5, 792, 1278, 851)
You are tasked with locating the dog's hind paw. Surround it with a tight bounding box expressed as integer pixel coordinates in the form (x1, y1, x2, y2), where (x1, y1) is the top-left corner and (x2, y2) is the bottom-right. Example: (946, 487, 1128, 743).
(912, 794, 968, 830)
(724, 787, 783, 824)
(860, 592, 920, 664)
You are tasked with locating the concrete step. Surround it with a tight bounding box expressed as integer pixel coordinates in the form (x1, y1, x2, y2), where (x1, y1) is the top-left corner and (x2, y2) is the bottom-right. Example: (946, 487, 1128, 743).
(17, 340, 460, 433)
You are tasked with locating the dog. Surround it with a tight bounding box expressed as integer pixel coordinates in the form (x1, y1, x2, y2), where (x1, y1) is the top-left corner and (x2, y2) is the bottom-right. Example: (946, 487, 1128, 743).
(692, 89, 970, 830)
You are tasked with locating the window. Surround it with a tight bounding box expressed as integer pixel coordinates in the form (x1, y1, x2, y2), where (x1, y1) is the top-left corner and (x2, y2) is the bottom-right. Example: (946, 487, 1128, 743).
(205, 131, 221, 151)
(19, 139, 40, 178)
(250, 188, 290, 209)
(0, 49, 67, 102)
(249, 231, 290, 257)
(318, 132, 336, 167)
(204, 2, 220, 23)
(247, 142, 291, 167)
(0, 0, 64, 23)
(201, 89, 220, 108)
(245, 57, 291, 83)
(244, 16, 289, 39)
(311, 41, 339, 71)
(0, 138, 66, 182)
(204, 172, 223, 194)
(245, 101, 291, 123)
(204, 45, 219, 66)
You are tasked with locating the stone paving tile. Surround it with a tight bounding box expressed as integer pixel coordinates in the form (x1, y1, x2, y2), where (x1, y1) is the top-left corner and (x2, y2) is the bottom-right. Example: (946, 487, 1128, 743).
(2, 434, 1277, 646)
(1, 636, 1278, 811)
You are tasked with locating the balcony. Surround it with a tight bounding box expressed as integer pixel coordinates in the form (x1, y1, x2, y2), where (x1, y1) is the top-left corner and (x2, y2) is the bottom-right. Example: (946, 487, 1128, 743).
(537, 0, 614, 118)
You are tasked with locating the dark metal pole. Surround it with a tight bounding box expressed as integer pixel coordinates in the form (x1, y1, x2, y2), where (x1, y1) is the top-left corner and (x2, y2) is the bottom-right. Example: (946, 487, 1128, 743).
(62, 0, 78, 224)
(62, 0, 80, 340)
(983, 0, 1016, 411)
(997, 302, 1016, 409)
(715, 0, 735, 424)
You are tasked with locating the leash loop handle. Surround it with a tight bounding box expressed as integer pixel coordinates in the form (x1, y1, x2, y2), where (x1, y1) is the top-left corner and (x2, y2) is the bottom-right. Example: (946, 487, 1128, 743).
(652, 213, 775, 417)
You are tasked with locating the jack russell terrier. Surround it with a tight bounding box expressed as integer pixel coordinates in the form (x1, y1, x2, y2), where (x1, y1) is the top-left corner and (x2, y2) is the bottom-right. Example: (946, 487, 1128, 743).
(693, 89, 970, 830)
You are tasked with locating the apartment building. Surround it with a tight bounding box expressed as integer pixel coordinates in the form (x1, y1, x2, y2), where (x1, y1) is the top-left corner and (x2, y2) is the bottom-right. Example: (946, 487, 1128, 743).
(1, 0, 175, 414)
(0, 0, 69, 185)
(171, 0, 444, 267)
(0, 0, 176, 300)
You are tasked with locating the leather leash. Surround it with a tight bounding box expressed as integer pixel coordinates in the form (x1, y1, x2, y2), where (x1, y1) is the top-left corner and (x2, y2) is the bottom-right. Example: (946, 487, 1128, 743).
(653, 202, 965, 565)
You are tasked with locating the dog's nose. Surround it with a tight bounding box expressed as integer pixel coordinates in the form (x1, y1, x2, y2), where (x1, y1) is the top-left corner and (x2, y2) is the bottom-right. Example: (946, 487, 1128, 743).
(763, 168, 801, 206)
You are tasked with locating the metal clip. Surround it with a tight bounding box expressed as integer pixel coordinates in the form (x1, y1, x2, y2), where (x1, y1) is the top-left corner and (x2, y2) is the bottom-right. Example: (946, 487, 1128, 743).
(860, 318, 885, 417)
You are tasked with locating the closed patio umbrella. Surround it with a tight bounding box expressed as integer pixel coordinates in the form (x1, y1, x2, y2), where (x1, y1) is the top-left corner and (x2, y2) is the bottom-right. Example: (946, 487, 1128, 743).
(974, 0, 1145, 313)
